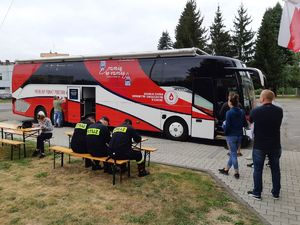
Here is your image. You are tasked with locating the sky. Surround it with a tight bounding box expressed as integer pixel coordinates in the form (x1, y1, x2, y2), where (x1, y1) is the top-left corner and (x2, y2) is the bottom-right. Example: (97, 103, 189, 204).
(0, 0, 282, 61)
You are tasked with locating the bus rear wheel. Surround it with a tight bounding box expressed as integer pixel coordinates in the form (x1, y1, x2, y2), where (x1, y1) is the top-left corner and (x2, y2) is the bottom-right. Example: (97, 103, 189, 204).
(164, 118, 188, 141)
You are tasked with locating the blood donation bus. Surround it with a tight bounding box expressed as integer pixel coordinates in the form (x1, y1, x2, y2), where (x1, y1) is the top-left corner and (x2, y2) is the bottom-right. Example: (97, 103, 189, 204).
(12, 48, 265, 141)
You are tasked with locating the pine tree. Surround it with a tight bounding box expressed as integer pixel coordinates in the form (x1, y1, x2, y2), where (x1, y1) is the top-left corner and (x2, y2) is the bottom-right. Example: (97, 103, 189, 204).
(157, 31, 173, 50)
(174, 0, 208, 51)
(232, 4, 255, 63)
(209, 5, 234, 56)
(253, 3, 294, 94)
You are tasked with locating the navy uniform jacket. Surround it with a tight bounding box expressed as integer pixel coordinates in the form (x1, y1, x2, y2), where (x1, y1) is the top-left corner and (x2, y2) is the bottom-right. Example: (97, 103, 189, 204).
(71, 118, 93, 153)
(86, 121, 111, 157)
(109, 124, 141, 156)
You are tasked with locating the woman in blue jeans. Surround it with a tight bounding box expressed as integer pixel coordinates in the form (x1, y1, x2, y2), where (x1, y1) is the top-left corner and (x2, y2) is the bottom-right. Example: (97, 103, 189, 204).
(219, 93, 248, 179)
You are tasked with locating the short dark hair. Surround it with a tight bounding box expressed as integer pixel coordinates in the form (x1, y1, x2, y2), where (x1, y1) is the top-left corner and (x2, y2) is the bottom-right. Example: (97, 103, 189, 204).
(100, 116, 110, 125)
(123, 119, 132, 125)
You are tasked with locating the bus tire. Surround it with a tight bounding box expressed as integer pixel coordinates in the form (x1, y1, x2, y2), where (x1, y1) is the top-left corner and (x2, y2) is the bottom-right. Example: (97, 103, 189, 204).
(164, 117, 188, 141)
(34, 106, 47, 122)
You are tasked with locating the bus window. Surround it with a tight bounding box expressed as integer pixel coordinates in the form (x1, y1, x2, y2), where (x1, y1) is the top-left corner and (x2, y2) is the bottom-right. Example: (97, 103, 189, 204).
(239, 71, 255, 114)
(193, 78, 214, 116)
(151, 57, 198, 90)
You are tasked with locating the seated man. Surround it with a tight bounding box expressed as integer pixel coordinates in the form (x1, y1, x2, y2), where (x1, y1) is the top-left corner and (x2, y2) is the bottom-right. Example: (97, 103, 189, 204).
(71, 114, 95, 167)
(86, 116, 111, 171)
(32, 111, 53, 158)
(109, 119, 149, 177)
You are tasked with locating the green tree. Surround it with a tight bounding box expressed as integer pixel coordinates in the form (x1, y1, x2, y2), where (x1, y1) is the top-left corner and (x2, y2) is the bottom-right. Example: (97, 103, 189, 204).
(282, 53, 300, 89)
(209, 5, 234, 56)
(232, 4, 255, 63)
(253, 3, 293, 94)
(174, 0, 208, 51)
(157, 31, 173, 50)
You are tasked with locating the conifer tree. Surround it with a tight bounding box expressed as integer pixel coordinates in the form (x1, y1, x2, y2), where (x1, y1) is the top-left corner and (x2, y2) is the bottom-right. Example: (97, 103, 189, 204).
(209, 5, 234, 56)
(174, 0, 208, 51)
(232, 4, 255, 62)
(157, 31, 173, 50)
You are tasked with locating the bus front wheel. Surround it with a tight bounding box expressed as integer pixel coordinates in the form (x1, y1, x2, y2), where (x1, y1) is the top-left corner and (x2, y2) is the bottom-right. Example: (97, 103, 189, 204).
(164, 118, 188, 141)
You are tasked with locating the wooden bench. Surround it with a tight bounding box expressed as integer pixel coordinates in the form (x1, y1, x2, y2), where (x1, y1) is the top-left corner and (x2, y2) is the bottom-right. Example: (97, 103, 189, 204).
(49, 146, 130, 185)
(133, 146, 157, 166)
(0, 139, 25, 160)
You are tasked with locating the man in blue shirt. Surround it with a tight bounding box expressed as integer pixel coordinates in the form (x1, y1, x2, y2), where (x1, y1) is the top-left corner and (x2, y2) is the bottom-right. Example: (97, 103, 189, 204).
(248, 90, 283, 200)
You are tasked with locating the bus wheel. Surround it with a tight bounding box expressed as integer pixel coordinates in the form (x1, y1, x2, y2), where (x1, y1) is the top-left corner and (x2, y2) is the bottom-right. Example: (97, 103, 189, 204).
(34, 106, 46, 122)
(164, 118, 188, 141)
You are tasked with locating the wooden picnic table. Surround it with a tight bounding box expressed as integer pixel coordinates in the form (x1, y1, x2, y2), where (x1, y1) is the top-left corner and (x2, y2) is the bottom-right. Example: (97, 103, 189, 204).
(0, 122, 41, 157)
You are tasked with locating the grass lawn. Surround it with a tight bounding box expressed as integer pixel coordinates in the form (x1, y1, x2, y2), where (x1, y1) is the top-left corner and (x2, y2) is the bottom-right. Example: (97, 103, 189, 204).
(0, 143, 264, 225)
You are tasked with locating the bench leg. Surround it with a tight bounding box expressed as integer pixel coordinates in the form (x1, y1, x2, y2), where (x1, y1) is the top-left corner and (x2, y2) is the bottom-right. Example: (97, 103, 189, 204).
(112, 163, 116, 185)
(53, 151, 56, 169)
(127, 161, 131, 177)
(147, 152, 151, 167)
(120, 165, 122, 183)
(11, 145, 13, 160)
(19, 145, 21, 159)
(23, 144, 26, 158)
(61, 153, 64, 167)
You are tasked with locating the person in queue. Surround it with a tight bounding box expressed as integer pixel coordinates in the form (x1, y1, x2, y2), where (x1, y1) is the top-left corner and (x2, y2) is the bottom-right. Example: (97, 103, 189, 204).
(32, 111, 53, 158)
(71, 114, 95, 168)
(218, 93, 248, 179)
(53, 96, 65, 128)
(109, 119, 149, 177)
(219, 91, 243, 156)
(248, 90, 283, 200)
(86, 116, 111, 171)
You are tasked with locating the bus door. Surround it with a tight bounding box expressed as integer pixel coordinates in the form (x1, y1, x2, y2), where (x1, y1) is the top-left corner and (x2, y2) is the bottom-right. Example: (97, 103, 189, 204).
(81, 87, 95, 119)
(191, 78, 215, 139)
(67, 86, 81, 123)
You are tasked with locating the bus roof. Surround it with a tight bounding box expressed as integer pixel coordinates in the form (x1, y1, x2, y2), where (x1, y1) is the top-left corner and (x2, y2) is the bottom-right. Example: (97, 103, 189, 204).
(16, 48, 209, 64)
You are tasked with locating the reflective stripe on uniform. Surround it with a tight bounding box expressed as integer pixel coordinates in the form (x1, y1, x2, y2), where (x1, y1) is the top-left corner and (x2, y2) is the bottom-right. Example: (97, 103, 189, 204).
(113, 127, 127, 133)
(75, 123, 87, 129)
(137, 158, 144, 164)
(87, 128, 100, 135)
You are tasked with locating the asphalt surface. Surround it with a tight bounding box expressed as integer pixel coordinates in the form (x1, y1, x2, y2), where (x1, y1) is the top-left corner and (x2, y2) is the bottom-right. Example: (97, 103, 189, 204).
(1, 98, 300, 225)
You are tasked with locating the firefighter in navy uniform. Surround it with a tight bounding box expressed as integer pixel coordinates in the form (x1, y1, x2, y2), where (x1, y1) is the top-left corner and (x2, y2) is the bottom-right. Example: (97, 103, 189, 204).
(86, 116, 111, 171)
(71, 114, 95, 167)
(109, 119, 150, 177)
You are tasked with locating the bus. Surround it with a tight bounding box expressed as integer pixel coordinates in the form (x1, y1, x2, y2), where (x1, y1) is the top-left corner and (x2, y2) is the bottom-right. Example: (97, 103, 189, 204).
(12, 48, 265, 141)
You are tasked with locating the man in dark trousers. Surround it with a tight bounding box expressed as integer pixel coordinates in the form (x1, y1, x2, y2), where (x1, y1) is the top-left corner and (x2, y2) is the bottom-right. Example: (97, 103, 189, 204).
(248, 90, 283, 201)
(109, 119, 149, 177)
(86, 116, 111, 171)
(71, 114, 95, 168)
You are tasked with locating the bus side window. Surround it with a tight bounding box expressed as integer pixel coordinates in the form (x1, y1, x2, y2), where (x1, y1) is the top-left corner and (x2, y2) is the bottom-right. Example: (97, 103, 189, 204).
(193, 78, 214, 116)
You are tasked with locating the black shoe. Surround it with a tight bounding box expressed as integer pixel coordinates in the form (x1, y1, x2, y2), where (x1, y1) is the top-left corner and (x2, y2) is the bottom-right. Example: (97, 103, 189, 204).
(92, 165, 103, 171)
(247, 191, 261, 201)
(218, 168, 229, 175)
(234, 173, 240, 179)
(266, 162, 270, 167)
(227, 152, 230, 156)
(32, 150, 39, 157)
(39, 154, 46, 159)
(138, 170, 150, 177)
(272, 194, 279, 200)
(237, 152, 243, 157)
(224, 145, 229, 150)
(247, 163, 254, 168)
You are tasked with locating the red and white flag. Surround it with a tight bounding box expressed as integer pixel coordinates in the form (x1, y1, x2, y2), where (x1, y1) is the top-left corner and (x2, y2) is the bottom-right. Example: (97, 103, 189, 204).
(278, 0, 300, 52)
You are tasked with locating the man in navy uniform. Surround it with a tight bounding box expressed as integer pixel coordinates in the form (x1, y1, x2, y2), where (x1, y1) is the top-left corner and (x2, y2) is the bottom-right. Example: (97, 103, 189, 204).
(109, 119, 149, 177)
(86, 116, 111, 171)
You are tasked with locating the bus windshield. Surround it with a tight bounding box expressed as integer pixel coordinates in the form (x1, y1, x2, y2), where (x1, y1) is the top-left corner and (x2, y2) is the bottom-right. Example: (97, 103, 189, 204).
(239, 71, 255, 114)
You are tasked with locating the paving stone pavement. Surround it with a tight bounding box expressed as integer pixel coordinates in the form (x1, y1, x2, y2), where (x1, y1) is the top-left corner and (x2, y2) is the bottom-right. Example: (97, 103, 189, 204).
(1, 98, 299, 225)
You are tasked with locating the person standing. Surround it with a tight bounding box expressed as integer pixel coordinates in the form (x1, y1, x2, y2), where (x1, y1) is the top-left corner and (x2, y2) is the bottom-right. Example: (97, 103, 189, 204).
(248, 90, 283, 200)
(86, 116, 111, 171)
(71, 114, 95, 167)
(218, 93, 248, 179)
(53, 96, 65, 127)
(32, 111, 53, 158)
(109, 119, 149, 177)
(219, 92, 243, 156)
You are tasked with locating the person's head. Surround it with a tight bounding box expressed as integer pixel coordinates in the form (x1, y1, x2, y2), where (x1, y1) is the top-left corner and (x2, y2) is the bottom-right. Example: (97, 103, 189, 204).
(99, 116, 110, 126)
(85, 113, 95, 123)
(259, 89, 275, 104)
(123, 119, 132, 126)
(228, 91, 237, 100)
(37, 111, 46, 120)
(228, 93, 239, 108)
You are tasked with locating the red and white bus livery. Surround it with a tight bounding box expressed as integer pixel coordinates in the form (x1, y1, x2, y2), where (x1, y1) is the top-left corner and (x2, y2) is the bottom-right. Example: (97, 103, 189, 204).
(12, 48, 265, 141)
